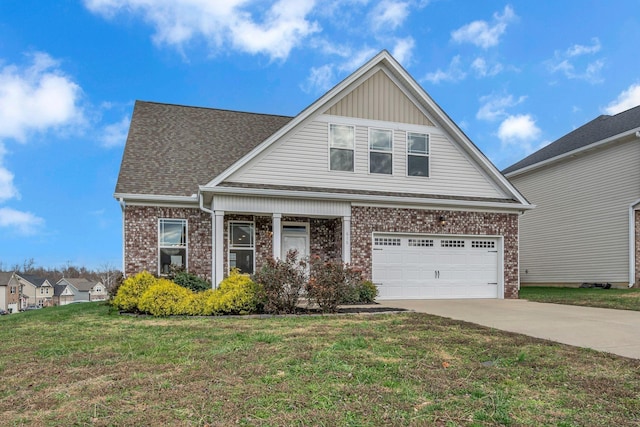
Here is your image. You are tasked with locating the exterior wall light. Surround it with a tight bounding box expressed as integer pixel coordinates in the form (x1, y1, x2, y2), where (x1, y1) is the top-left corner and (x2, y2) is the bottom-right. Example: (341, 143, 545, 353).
(439, 216, 447, 226)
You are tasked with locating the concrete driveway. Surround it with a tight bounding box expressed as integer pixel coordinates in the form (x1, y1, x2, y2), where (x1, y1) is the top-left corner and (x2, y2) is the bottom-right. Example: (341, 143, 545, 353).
(381, 299, 640, 359)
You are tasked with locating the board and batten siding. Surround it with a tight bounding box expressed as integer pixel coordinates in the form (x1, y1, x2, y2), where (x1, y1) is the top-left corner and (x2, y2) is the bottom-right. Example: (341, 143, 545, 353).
(326, 69, 434, 126)
(511, 138, 640, 285)
(227, 117, 507, 200)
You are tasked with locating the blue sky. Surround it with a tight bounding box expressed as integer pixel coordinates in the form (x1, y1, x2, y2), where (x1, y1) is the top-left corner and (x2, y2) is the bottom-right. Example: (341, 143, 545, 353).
(1, 0, 639, 271)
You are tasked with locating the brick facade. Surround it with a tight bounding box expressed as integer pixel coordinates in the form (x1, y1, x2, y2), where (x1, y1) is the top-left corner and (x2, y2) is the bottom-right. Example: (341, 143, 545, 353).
(124, 206, 212, 281)
(350, 206, 520, 299)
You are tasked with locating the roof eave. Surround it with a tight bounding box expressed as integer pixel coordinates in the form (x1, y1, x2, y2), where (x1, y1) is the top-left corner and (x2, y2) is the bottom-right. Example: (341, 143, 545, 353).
(506, 127, 640, 178)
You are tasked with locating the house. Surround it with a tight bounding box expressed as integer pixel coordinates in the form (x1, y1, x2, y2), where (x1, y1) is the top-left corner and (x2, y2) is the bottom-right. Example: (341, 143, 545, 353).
(114, 50, 532, 300)
(504, 105, 640, 288)
(53, 282, 75, 306)
(57, 278, 108, 302)
(0, 272, 21, 313)
(16, 274, 55, 308)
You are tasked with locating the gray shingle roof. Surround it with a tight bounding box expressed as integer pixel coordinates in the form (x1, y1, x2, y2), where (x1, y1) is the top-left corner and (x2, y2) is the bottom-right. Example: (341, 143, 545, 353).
(503, 105, 640, 175)
(115, 101, 293, 197)
(0, 272, 15, 286)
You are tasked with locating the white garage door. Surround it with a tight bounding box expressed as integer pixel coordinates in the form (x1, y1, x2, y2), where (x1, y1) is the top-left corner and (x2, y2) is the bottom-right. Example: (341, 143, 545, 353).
(372, 234, 500, 299)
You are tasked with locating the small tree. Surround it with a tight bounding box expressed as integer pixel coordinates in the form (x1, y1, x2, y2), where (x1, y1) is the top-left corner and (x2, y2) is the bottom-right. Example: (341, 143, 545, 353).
(252, 250, 307, 314)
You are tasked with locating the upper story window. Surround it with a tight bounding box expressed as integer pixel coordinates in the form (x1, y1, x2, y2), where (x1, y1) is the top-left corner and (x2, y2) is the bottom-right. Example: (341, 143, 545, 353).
(159, 218, 187, 275)
(229, 221, 255, 274)
(407, 132, 429, 177)
(329, 124, 355, 172)
(369, 128, 393, 175)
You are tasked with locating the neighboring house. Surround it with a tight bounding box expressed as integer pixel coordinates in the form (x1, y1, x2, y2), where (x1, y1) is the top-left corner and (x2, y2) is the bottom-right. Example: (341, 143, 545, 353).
(57, 278, 108, 302)
(504, 105, 640, 288)
(0, 272, 21, 313)
(53, 283, 75, 306)
(115, 50, 532, 300)
(16, 274, 55, 308)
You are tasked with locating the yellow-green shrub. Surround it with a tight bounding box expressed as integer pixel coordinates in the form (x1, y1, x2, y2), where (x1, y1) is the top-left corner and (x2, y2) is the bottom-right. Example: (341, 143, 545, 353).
(179, 289, 215, 316)
(112, 271, 157, 312)
(138, 279, 193, 316)
(204, 269, 263, 315)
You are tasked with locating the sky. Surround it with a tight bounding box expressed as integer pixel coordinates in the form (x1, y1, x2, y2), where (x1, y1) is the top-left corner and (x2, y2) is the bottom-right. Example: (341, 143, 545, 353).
(0, 0, 639, 271)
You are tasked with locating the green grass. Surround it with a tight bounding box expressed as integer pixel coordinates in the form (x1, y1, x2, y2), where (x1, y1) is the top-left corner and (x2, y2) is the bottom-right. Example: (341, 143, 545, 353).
(520, 286, 640, 311)
(1, 302, 639, 426)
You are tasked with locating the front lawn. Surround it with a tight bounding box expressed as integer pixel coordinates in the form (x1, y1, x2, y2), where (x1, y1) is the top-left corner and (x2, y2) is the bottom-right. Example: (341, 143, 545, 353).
(1, 302, 639, 426)
(520, 286, 640, 311)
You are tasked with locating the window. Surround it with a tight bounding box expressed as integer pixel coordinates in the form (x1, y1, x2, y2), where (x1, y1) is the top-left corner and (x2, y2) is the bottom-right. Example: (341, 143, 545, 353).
(441, 240, 465, 248)
(159, 218, 187, 275)
(229, 221, 255, 274)
(408, 238, 434, 247)
(369, 128, 393, 174)
(10, 286, 15, 294)
(407, 132, 429, 177)
(374, 237, 401, 246)
(329, 124, 355, 171)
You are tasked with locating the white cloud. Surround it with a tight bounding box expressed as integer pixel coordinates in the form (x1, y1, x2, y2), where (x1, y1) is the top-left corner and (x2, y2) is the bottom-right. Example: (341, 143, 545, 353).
(423, 55, 466, 84)
(0, 52, 83, 142)
(497, 114, 541, 145)
(84, 0, 320, 61)
(603, 83, 640, 115)
(0, 207, 44, 235)
(100, 115, 131, 148)
(547, 38, 604, 84)
(337, 47, 379, 72)
(391, 37, 414, 65)
(301, 64, 335, 93)
(370, 1, 409, 31)
(451, 5, 516, 49)
(477, 93, 527, 121)
(471, 57, 503, 77)
(566, 37, 601, 57)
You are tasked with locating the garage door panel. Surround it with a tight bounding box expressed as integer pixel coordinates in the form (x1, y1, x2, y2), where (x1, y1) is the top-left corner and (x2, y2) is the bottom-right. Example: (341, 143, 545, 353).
(372, 234, 500, 300)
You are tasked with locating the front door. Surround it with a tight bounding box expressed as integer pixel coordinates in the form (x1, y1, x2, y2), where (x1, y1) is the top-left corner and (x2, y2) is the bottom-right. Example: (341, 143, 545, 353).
(281, 223, 309, 260)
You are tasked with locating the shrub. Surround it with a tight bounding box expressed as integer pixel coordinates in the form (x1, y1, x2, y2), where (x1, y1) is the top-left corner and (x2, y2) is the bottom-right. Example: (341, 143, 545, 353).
(355, 280, 378, 304)
(307, 257, 363, 312)
(138, 279, 193, 316)
(112, 271, 157, 312)
(204, 269, 263, 315)
(178, 290, 215, 316)
(170, 270, 211, 293)
(252, 250, 307, 314)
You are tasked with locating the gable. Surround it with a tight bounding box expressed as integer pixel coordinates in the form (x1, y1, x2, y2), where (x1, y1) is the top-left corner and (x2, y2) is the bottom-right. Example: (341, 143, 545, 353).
(224, 65, 511, 201)
(325, 70, 434, 126)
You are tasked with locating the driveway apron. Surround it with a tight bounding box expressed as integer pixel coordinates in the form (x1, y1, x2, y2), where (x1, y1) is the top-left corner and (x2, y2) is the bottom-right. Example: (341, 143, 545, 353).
(381, 299, 640, 359)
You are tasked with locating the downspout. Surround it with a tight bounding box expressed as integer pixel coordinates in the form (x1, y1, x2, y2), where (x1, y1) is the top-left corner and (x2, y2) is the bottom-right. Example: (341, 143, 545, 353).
(198, 192, 215, 286)
(118, 198, 126, 276)
(629, 199, 640, 288)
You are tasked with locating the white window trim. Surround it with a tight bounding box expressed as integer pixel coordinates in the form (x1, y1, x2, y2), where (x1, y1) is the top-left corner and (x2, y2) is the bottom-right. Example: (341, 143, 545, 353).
(368, 127, 393, 175)
(328, 123, 356, 173)
(228, 220, 256, 275)
(158, 218, 189, 276)
(406, 131, 430, 178)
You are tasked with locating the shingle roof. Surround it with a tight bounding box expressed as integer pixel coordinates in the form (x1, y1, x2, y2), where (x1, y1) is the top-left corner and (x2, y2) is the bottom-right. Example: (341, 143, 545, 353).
(0, 272, 15, 286)
(503, 105, 640, 175)
(17, 274, 51, 287)
(115, 101, 293, 197)
(61, 278, 99, 292)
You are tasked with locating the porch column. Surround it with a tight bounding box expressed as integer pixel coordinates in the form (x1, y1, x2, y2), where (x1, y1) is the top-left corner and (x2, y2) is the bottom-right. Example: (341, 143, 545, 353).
(214, 210, 225, 287)
(272, 213, 282, 260)
(342, 216, 351, 264)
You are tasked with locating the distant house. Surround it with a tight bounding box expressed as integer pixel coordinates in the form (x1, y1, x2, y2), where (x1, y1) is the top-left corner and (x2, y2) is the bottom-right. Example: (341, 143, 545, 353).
(53, 283, 75, 306)
(57, 278, 108, 302)
(16, 274, 55, 308)
(0, 272, 21, 313)
(504, 105, 640, 288)
(114, 50, 532, 300)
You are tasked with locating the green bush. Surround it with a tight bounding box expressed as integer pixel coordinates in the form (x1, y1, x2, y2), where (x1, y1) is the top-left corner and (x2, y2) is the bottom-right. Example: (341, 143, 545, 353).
(204, 269, 263, 315)
(307, 257, 363, 312)
(252, 250, 307, 314)
(138, 279, 193, 316)
(355, 280, 378, 303)
(170, 270, 211, 292)
(179, 290, 215, 316)
(112, 271, 157, 312)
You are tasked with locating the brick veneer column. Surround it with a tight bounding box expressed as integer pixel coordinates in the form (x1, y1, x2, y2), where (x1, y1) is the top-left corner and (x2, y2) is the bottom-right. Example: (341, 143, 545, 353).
(350, 206, 520, 299)
(124, 206, 212, 281)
